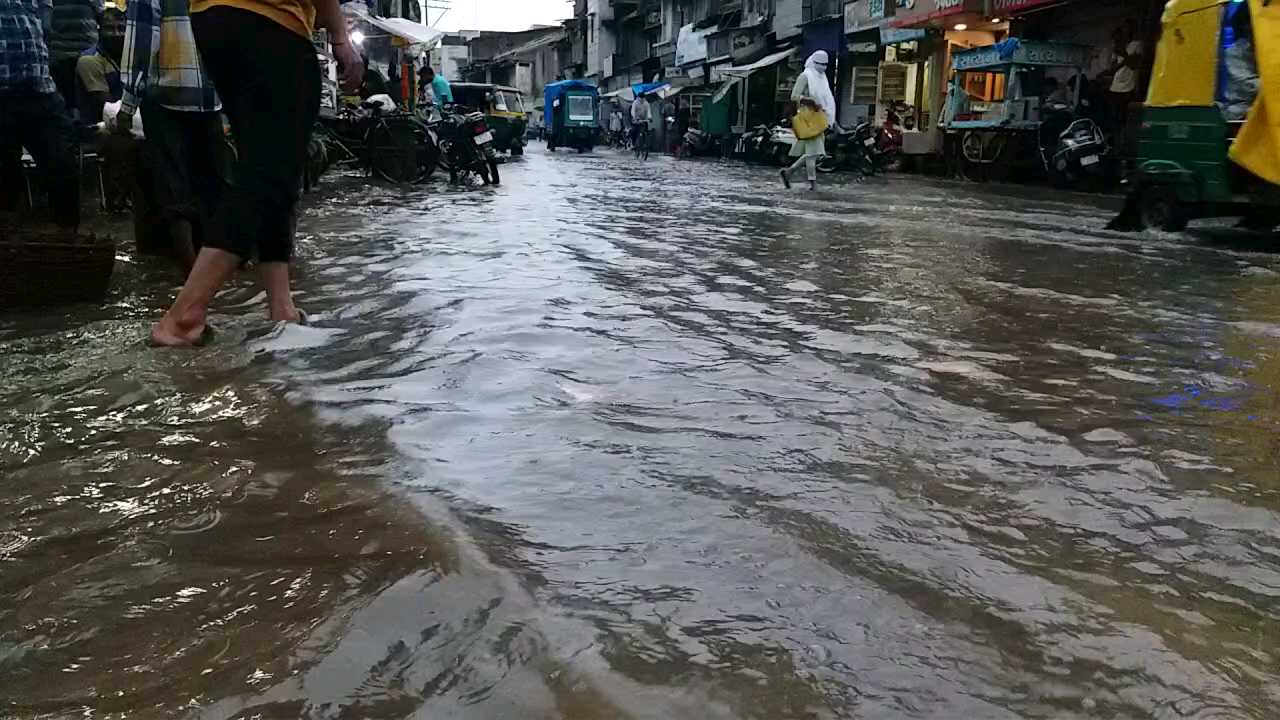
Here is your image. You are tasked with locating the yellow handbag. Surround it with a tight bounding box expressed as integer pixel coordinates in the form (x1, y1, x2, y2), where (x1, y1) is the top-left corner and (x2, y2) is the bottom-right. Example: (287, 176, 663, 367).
(792, 106, 829, 140)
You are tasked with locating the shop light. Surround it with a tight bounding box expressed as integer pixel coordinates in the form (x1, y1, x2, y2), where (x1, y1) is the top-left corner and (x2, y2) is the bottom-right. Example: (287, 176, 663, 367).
(351, 30, 366, 46)
(990, 17, 1002, 23)
(953, 23, 968, 31)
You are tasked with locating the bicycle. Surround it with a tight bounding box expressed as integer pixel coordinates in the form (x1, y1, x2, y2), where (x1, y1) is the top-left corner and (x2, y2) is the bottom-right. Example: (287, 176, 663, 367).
(633, 122, 650, 161)
(320, 102, 439, 184)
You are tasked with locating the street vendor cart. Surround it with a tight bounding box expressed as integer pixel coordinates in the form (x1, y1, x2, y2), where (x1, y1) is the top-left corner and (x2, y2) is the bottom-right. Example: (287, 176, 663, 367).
(944, 40, 1097, 183)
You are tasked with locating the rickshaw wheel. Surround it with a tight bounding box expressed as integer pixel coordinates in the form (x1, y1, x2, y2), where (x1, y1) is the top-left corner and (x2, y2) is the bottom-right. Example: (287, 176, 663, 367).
(1139, 186, 1188, 232)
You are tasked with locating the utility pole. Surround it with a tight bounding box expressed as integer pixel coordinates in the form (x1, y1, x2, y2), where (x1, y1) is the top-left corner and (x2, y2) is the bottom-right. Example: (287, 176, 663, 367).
(423, 0, 452, 26)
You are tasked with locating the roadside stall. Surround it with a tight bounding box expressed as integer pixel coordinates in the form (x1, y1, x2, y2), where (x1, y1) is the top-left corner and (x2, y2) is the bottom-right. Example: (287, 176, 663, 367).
(943, 39, 1091, 179)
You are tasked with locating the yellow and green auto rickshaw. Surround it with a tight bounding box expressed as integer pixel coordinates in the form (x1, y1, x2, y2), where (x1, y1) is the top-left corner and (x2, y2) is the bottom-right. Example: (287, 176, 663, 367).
(449, 83, 528, 156)
(1117, 0, 1279, 232)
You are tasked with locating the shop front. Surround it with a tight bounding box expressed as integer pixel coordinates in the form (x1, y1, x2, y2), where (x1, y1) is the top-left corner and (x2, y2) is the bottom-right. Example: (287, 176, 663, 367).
(888, 0, 1004, 155)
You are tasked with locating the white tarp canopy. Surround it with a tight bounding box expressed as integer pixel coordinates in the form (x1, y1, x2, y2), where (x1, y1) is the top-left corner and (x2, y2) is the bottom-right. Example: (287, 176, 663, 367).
(602, 88, 635, 102)
(344, 4, 442, 47)
(723, 48, 795, 78)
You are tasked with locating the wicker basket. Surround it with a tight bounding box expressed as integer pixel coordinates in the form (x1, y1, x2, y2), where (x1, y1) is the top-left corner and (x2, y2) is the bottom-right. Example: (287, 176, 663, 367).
(0, 227, 116, 305)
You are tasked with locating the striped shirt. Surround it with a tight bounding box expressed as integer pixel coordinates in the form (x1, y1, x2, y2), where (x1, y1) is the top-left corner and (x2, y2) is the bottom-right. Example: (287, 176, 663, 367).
(0, 0, 57, 93)
(48, 0, 101, 62)
(119, 0, 219, 113)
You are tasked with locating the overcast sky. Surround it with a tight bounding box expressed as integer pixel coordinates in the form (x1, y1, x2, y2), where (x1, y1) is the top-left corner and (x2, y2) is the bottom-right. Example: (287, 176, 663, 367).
(426, 0, 573, 32)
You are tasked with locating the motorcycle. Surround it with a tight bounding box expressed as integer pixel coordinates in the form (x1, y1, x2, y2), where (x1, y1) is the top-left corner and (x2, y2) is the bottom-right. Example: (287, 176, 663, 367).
(735, 123, 795, 166)
(873, 121, 903, 173)
(817, 123, 876, 176)
(678, 128, 719, 158)
(1039, 105, 1108, 189)
(438, 109, 501, 186)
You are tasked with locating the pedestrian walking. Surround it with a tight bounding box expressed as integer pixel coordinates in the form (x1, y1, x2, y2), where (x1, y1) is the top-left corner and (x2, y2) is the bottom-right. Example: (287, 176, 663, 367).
(780, 50, 835, 192)
(149, 0, 362, 346)
(0, 0, 80, 227)
(115, 0, 223, 276)
(47, 0, 101, 112)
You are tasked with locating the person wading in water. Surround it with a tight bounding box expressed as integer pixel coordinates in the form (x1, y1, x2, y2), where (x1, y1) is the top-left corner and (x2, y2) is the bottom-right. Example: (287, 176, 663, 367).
(149, 0, 362, 346)
(780, 50, 836, 193)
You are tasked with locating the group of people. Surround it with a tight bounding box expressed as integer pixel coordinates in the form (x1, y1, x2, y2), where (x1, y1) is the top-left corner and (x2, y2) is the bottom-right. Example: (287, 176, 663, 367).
(1, 0, 363, 346)
(604, 90, 692, 157)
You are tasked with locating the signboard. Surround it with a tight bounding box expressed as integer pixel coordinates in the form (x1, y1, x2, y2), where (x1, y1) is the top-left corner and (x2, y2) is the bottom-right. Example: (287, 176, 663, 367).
(891, 0, 979, 27)
(952, 40, 1088, 70)
(845, 0, 916, 34)
(988, 0, 1061, 13)
(676, 23, 713, 66)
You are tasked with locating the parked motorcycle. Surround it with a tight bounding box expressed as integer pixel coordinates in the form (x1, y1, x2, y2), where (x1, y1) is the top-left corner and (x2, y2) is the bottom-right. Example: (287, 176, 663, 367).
(678, 128, 719, 158)
(873, 120, 903, 173)
(439, 109, 501, 186)
(1038, 106, 1108, 189)
(735, 123, 796, 166)
(817, 123, 875, 175)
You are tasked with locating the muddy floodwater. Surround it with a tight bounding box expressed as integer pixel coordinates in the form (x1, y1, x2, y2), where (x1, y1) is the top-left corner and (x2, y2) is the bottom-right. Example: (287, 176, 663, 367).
(2, 149, 1278, 720)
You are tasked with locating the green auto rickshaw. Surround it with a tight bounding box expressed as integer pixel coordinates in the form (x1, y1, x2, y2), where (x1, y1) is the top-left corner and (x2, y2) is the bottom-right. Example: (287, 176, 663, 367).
(544, 80, 599, 152)
(1115, 0, 1279, 232)
(450, 83, 528, 156)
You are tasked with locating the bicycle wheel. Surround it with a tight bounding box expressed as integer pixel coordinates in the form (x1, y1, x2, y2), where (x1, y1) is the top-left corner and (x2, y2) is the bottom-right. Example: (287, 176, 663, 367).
(367, 118, 419, 183)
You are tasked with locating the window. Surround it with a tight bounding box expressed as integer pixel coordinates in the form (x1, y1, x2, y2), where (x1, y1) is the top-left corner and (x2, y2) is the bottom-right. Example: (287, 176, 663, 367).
(880, 63, 908, 102)
(567, 95, 594, 120)
(851, 66, 878, 105)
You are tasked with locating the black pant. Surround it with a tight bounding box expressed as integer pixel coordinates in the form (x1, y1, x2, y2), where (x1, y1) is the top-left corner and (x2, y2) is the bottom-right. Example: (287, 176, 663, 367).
(140, 98, 225, 246)
(0, 88, 80, 227)
(191, 7, 320, 263)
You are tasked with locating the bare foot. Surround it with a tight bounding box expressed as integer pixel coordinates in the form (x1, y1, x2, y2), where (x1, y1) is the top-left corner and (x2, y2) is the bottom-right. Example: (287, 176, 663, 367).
(150, 307, 207, 347)
(268, 305, 303, 324)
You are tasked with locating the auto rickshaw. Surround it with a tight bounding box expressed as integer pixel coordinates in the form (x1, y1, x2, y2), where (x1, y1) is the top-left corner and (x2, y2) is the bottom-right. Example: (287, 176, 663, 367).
(544, 80, 599, 152)
(1116, 0, 1279, 232)
(448, 83, 528, 156)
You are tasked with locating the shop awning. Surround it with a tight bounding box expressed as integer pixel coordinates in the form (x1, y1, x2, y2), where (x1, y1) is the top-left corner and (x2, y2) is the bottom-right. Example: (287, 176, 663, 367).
(711, 78, 740, 103)
(602, 88, 635, 101)
(722, 48, 795, 78)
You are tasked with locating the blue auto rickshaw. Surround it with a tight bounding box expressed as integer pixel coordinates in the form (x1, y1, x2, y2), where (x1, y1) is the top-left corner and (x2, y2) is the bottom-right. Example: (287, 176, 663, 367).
(544, 80, 599, 152)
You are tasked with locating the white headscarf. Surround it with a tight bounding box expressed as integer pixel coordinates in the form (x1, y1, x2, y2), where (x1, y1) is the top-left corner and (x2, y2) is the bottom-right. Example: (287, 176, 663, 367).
(802, 50, 837, 123)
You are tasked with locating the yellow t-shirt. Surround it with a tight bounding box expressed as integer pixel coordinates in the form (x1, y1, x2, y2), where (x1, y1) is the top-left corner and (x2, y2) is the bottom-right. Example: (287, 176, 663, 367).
(190, 0, 316, 39)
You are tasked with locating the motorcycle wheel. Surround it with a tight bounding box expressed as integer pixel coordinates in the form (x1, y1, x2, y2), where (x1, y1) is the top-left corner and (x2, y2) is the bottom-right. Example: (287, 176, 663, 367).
(485, 159, 500, 185)
(816, 155, 838, 174)
(772, 145, 791, 167)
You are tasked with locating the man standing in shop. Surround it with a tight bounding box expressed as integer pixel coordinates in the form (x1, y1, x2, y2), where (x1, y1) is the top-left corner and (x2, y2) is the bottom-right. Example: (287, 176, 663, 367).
(115, 0, 224, 276)
(0, 0, 80, 227)
(47, 0, 102, 112)
(1107, 20, 1144, 135)
(149, 0, 363, 345)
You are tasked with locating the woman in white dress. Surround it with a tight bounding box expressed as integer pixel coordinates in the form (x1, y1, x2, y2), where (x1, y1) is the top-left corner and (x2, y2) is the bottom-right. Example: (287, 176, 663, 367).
(781, 50, 837, 192)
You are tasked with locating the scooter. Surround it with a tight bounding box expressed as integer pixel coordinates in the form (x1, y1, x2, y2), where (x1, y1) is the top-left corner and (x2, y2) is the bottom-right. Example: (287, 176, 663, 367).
(1044, 116, 1105, 188)
(768, 124, 797, 166)
(1039, 106, 1108, 189)
(817, 124, 874, 176)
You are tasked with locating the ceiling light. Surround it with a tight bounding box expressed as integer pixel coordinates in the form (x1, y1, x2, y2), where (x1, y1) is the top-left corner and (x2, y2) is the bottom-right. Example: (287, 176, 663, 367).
(953, 23, 968, 31)
(990, 17, 1002, 23)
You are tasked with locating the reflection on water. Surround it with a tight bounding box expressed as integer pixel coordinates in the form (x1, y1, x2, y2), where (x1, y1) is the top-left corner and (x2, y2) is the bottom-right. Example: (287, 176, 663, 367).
(2, 150, 1279, 719)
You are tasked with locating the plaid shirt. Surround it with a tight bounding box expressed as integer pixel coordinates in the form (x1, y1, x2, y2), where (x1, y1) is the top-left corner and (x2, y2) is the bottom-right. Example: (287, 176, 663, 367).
(119, 0, 218, 114)
(0, 0, 57, 94)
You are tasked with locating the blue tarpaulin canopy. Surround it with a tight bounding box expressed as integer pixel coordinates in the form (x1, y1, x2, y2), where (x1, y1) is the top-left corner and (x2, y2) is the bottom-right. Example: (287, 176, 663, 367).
(543, 79, 598, 128)
(631, 81, 670, 98)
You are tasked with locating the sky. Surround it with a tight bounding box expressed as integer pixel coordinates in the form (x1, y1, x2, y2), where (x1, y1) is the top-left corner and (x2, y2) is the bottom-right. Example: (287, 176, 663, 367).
(426, 0, 574, 32)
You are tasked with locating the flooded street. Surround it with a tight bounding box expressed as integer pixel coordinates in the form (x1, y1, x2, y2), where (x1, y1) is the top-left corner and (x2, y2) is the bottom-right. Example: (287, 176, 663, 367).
(2, 148, 1279, 719)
